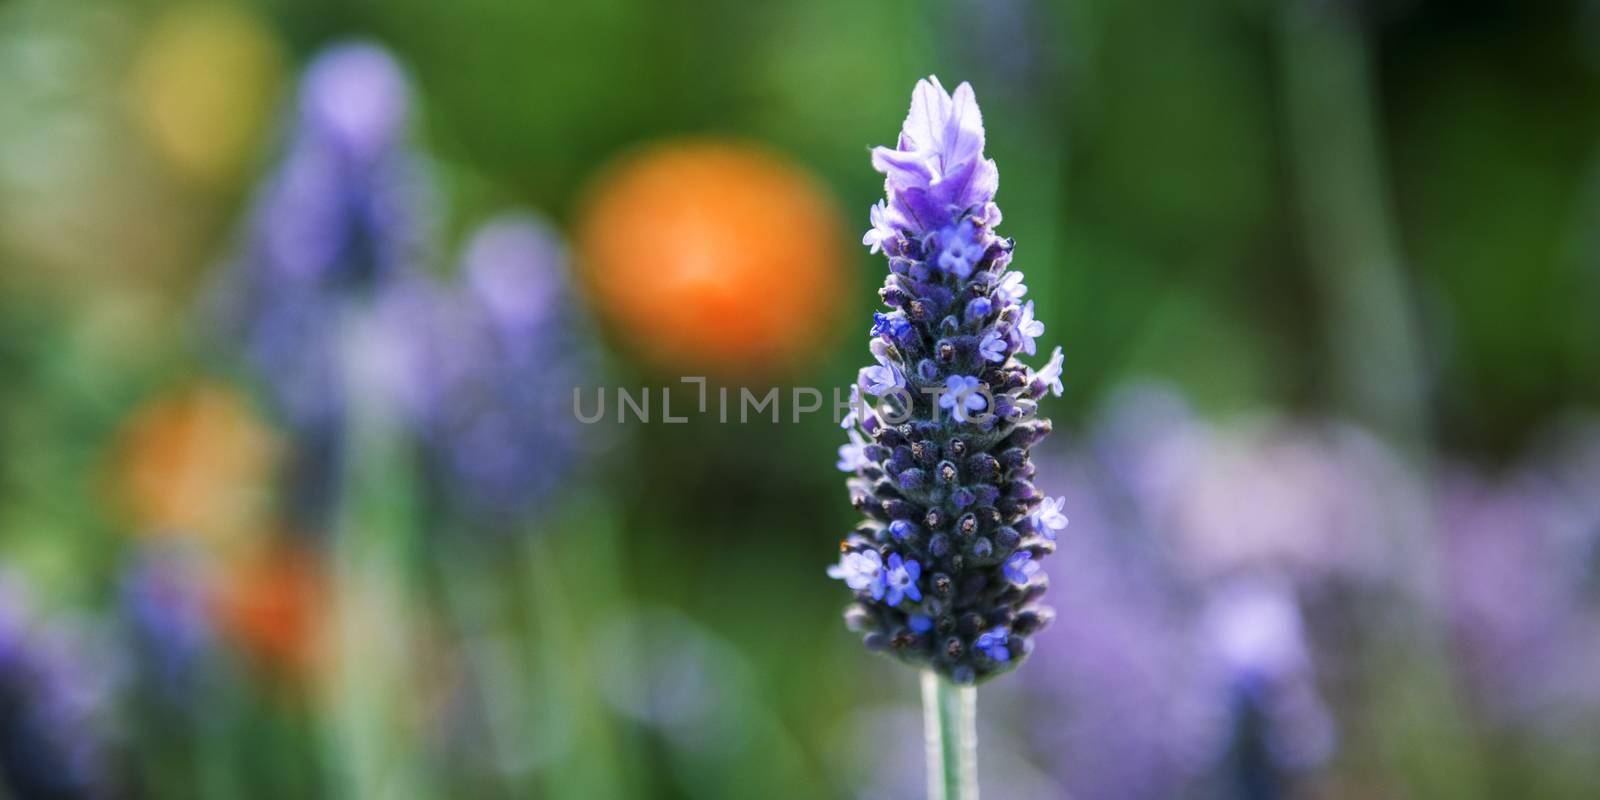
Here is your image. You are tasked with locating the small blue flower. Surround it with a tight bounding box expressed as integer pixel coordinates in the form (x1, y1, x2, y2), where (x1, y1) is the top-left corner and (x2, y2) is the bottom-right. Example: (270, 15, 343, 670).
(864, 200, 904, 254)
(838, 429, 871, 472)
(1015, 300, 1044, 356)
(994, 270, 1028, 304)
(1004, 551, 1039, 584)
(934, 220, 986, 278)
(889, 520, 917, 541)
(871, 312, 891, 337)
(859, 363, 904, 397)
(859, 340, 906, 396)
(1031, 495, 1069, 540)
(872, 311, 912, 342)
(939, 375, 988, 423)
(979, 330, 1008, 363)
(975, 627, 1011, 662)
(841, 385, 867, 430)
(828, 549, 887, 601)
(909, 614, 934, 634)
(884, 553, 923, 606)
(1036, 345, 1065, 397)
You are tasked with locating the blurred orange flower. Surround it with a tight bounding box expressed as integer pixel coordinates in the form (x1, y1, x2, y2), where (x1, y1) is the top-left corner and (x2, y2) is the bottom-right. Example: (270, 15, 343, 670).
(577, 140, 850, 375)
(108, 381, 279, 546)
(214, 540, 327, 681)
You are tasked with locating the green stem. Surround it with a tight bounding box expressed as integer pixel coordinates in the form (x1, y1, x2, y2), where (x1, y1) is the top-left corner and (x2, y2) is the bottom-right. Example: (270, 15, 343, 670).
(1280, 1, 1426, 449)
(522, 507, 634, 800)
(1280, 11, 1497, 798)
(921, 671, 978, 800)
(325, 308, 429, 799)
(434, 539, 534, 791)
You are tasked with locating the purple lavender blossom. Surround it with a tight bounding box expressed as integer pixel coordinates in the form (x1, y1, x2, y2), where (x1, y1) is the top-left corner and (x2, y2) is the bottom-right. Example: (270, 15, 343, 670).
(833, 77, 1058, 684)
(864, 79, 998, 248)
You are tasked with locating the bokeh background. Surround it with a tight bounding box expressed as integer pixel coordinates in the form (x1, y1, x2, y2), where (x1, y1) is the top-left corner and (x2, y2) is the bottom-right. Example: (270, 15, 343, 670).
(1, 0, 1598, 797)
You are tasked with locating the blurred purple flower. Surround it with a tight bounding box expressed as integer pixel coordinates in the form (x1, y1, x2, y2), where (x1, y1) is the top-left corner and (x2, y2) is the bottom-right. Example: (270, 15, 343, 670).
(1092, 385, 1412, 588)
(1013, 385, 1411, 798)
(298, 43, 411, 167)
(1434, 429, 1600, 731)
(215, 40, 433, 433)
(1018, 480, 1225, 800)
(219, 43, 596, 531)
(120, 548, 214, 708)
(0, 574, 116, 799)
(1200, 576, 1336, 789)
(412, 212, 593, 526)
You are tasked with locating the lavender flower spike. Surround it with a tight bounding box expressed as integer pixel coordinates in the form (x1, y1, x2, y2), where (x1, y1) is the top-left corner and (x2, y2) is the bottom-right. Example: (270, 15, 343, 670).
(418, 212, 593, 526)
(212, 41, 439, 532)
(831, 77, 1057, 685)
